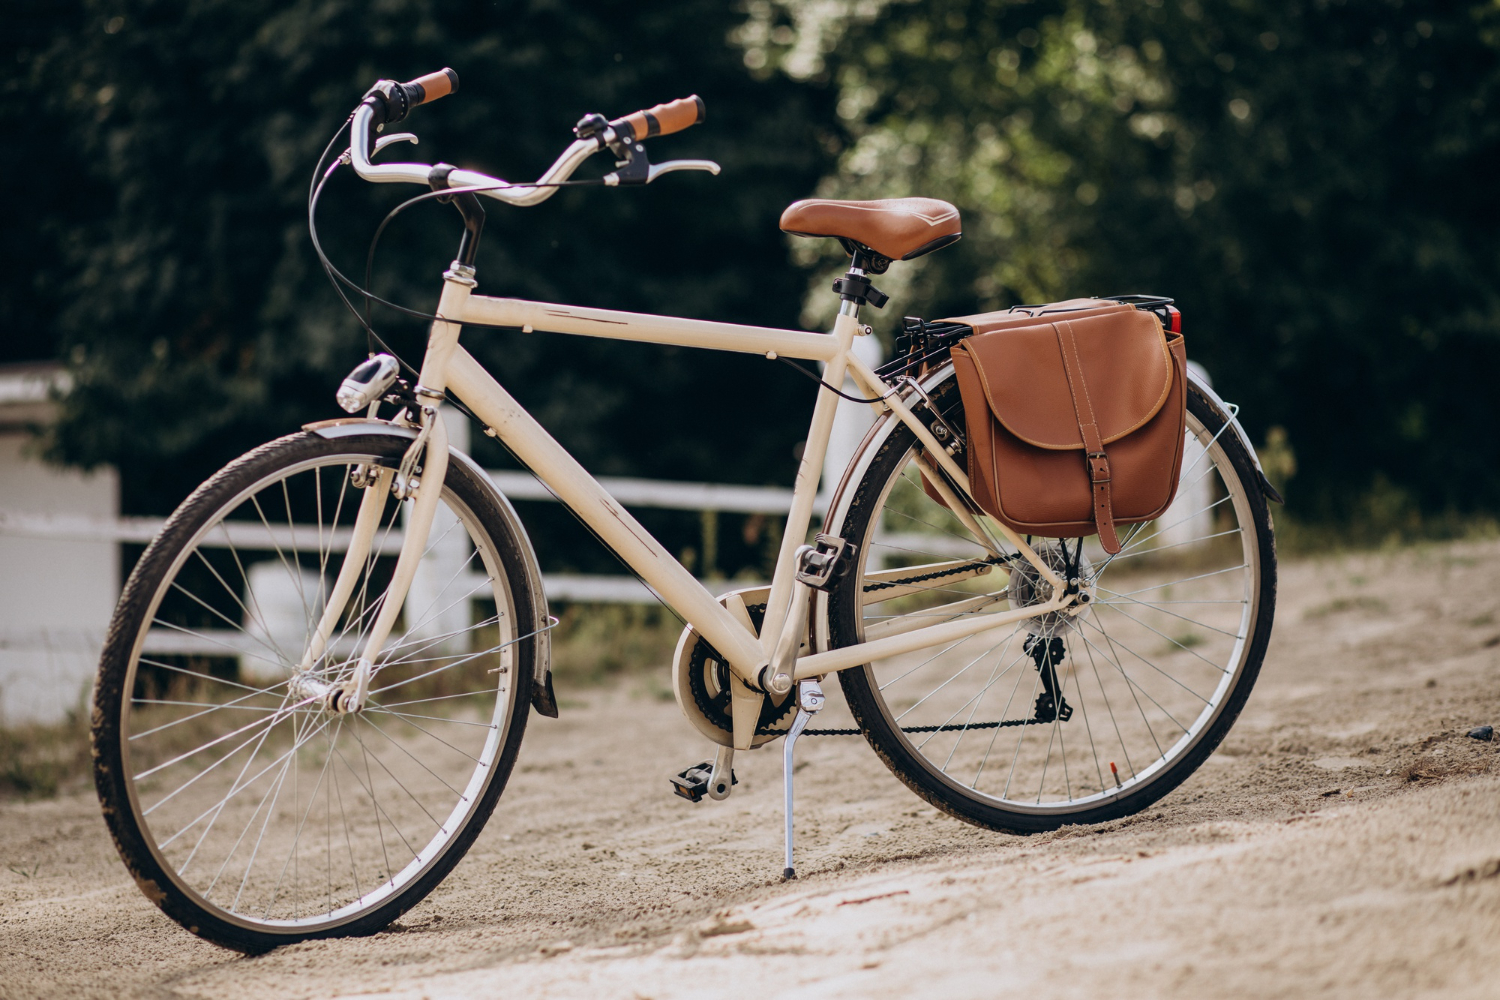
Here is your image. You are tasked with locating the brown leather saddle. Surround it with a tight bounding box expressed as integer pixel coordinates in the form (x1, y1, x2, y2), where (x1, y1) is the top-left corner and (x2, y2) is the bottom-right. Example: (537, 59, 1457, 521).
(779, 197, 962, 265)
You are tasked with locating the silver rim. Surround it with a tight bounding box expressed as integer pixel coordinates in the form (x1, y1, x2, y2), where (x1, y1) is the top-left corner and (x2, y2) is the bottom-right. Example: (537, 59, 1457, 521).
(117, 451, 520, 931)
(831, 379, 1261, 816)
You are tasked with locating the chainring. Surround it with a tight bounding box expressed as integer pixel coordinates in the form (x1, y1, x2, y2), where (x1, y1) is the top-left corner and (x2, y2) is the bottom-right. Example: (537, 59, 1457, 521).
(671, 593, 798, 748)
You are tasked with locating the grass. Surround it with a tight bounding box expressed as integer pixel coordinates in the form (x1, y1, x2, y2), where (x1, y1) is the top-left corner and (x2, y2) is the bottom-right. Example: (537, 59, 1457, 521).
(1271, 476, 1500, 556)
(1171, 631, 1206, 649)
(547, 602, 684, 687)
(0, 709, 91, 801)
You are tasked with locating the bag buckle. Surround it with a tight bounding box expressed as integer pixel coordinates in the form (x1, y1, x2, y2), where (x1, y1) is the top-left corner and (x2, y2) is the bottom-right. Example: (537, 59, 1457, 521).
(1086, 451, 1111, 485)
(794, 533, 858, 591)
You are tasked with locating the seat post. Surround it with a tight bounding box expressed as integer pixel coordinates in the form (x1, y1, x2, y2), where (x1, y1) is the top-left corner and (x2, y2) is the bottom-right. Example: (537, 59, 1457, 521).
(832, 247, 890, 313)
(837, 262, 864, 320)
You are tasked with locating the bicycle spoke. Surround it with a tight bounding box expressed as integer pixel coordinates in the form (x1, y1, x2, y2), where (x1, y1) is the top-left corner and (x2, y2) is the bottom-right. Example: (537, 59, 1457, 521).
(833, 393, 1265, 819)
(111, 445, 526, 939)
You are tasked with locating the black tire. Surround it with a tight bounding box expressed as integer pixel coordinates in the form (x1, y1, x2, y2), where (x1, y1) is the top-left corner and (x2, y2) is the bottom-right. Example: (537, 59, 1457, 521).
(826, 372, 1276, 833)
(92, 430, 539, 951)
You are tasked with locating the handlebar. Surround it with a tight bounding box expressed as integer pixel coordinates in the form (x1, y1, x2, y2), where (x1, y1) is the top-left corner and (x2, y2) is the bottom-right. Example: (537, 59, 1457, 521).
(404, 68, 459, 107)
(609, 95, 705, 142)
(362, 68, 461, 129)
(348, 79, 718, 208)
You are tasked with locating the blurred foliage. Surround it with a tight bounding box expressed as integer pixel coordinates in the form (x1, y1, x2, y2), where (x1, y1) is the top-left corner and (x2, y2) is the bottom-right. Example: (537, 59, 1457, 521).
(748, 0, 1500, 522)
(7, 0, 1500, 545)
(2, 0, 839, 559)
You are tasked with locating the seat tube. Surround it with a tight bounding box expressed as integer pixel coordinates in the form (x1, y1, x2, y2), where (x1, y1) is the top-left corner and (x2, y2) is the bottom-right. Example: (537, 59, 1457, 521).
(759, 298, 862, 651)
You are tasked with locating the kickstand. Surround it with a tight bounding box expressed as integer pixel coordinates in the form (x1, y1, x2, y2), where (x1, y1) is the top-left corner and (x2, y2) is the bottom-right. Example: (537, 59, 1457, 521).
(782, 678, 825, 880)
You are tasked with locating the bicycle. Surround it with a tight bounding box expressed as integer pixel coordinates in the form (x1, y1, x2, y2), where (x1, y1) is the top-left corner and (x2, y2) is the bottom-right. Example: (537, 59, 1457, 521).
(90, 69, 1279, 952)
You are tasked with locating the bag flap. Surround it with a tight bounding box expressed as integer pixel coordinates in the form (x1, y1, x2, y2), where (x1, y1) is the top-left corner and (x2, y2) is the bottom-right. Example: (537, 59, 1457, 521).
(952, 307, 1173, 450)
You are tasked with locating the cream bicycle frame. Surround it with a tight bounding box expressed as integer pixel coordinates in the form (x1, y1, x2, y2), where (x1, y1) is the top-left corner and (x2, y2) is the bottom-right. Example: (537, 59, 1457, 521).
(315, 95, 1071, 709)
(314, 265, 1071, 705)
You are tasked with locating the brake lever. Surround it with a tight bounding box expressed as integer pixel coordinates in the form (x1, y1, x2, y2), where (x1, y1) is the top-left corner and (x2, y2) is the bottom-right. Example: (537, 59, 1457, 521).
(646, 159, 722, 183)
(371, 132, 419, 159)
(602, 140, 721, 186)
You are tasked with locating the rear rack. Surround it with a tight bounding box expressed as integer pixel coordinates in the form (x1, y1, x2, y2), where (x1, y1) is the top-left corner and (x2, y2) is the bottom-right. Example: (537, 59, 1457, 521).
(875, 317, 973, 382)
(876, 294, 1179, 383)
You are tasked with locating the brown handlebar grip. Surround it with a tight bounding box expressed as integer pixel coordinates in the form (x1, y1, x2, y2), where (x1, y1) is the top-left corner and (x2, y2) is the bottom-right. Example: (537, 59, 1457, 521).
(404, 68, 460, 106)
(611, 95, 705, 141)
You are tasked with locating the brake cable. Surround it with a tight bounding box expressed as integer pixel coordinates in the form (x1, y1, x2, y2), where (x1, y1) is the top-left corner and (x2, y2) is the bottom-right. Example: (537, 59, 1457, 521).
(307, 116, 894, 413)
(359, 178, 604, 329)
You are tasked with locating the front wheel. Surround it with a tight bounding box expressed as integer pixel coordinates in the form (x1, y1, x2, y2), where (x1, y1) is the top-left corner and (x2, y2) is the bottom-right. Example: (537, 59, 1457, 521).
(823, 369, 1277, 832)
(92, 430, 543, 951)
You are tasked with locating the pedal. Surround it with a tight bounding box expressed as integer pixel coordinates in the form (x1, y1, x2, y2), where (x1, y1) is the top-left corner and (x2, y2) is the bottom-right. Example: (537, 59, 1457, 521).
(670, 760, 737, 803)
(794, 533, 858, 592)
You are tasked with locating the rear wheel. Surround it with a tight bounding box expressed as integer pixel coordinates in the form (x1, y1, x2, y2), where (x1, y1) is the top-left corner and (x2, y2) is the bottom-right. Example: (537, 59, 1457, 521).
(92, 430, 541, 951)
(824, 369, 1276, 832)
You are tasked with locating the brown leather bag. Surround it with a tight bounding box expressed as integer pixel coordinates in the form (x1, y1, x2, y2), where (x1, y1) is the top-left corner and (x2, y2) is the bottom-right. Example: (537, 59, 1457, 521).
(935, 299, 1187, 554)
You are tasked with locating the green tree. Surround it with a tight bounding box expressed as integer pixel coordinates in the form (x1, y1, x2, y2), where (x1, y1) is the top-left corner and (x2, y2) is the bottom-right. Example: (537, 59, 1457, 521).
(7, 0, 840, 535)
(755, 0, 1500, 521)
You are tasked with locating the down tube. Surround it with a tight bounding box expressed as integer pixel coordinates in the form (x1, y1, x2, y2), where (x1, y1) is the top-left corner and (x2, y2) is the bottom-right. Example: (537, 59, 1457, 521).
(444, 347, 765, 675)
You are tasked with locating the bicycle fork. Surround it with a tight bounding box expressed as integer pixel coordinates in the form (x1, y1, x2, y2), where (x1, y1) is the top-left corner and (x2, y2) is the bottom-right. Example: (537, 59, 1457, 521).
(292, 407, 450, 713)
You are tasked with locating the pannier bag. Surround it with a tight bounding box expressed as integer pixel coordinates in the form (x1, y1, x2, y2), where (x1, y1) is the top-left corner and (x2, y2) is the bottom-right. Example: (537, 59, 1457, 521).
(935, 298, 1187, 554)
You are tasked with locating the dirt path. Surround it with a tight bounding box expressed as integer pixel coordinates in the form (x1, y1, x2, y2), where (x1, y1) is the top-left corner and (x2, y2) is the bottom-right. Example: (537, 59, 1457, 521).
(4, 541, 1500, 999)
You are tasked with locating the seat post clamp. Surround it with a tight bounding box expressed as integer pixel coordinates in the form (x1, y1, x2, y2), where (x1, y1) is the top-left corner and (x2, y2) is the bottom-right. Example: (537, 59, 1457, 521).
(832, 274, 889, 309)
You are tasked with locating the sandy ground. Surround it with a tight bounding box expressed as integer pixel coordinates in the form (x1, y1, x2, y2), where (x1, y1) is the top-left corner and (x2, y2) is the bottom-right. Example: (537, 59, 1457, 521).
(3, 539, 1500, 1000)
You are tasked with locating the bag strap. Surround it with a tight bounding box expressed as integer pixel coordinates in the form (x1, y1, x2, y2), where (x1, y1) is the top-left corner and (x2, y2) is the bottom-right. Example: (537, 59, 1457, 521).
(1053, 320, 1122, 554)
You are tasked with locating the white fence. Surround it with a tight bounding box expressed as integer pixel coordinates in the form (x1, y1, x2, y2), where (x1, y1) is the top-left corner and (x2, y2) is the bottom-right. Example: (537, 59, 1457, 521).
(0, 466, 831, 724)
(0, 471, 802, 603)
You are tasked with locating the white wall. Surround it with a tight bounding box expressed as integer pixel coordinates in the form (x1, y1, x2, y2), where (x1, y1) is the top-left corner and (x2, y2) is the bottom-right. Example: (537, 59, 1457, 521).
(0, 432, 120, 724)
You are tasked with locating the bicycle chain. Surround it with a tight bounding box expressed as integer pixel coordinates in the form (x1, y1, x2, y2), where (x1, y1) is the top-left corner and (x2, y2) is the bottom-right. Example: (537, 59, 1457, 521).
(687, 604, 799, 737)
(860, 553, 1015, 593)
(799, 717, 1048, 737)
(692, 559, 1043, 737)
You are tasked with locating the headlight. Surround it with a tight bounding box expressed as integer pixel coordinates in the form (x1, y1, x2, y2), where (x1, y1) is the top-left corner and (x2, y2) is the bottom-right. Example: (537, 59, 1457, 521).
(336, 354, 401, 413)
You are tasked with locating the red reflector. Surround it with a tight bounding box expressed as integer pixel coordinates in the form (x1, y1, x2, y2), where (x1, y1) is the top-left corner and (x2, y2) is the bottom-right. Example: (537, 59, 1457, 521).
(1166, 306, 1182, 334)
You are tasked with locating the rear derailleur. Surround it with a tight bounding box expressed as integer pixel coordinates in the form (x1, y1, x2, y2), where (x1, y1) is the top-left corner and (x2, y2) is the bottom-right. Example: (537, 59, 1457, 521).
(1026, 634, 1074, 723)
